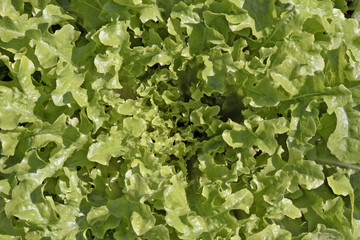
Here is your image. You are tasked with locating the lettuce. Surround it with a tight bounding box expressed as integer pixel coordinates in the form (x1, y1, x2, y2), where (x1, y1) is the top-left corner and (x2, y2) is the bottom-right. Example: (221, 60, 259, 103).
(1, 0, 360, 239)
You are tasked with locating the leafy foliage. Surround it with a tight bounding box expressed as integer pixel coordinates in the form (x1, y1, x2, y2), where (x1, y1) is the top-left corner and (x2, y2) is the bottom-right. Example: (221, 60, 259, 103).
(1, 0, 360, 239)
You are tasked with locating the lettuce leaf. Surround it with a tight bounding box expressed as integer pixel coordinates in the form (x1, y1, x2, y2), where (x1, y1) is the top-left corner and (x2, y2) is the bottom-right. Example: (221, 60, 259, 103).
(1, 0, 360, 239)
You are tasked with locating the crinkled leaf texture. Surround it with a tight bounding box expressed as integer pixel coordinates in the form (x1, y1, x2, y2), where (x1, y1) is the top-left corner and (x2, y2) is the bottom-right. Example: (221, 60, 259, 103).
(0, 0, 360, 239)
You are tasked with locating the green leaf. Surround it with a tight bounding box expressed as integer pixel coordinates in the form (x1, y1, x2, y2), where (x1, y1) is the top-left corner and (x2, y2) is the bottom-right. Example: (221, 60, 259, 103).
(0, 128, 24, 155)
(285, 149, 324, 190)
(143, 225, 170, 240)
(222, 127, 256, 149)
(117, 99, 138, 115)
(87, 206, 120, 239)
(295, 190, 355, 239)
(328, 105, 360, 164)
(1, 0, 360, 238)
(69, 0, 107, 30)
(296, 224, 344, 240)
(188, 23, 223, 55)
(243, 77, 280, 107)
(243, 0, 277, 38)
(0, 0, 20, 20)
(328, 173, 353, 197)
(108, 196, 156, 236)
(0, 16, 27, 42)
(87, 128, 126, 165)
(51, 63, 88, 107)
(324, 43, 354, 86)
(123, 117, 147, 137)
(267, 198, 302, 219)
(248, 224, 291, 240)
(33, 24, 80, 69)
(87, 92, 109, 132)
(97, 21, 129, 48)
(223, 188, 254, 214)
(0, 86, 37, 130)
(4, 179, 60, 229)
(223, 120, 277, 155)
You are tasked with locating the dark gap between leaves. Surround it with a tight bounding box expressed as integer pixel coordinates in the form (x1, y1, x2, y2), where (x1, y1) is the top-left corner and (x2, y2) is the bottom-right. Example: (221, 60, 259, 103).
(49, 24, 62, 33)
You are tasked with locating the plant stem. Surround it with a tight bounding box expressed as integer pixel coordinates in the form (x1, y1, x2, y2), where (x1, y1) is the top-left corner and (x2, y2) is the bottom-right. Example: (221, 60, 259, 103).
(315, 157, 360, 171)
